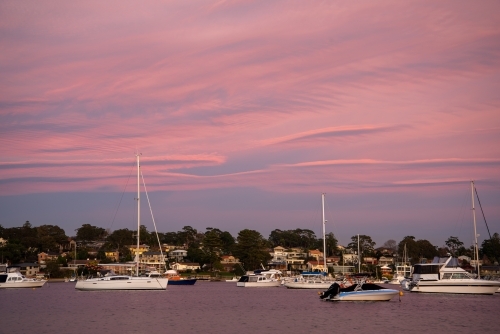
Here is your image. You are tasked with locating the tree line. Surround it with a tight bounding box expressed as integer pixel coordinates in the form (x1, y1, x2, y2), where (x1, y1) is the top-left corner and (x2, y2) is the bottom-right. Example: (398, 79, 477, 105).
(1, 221, 499, 271)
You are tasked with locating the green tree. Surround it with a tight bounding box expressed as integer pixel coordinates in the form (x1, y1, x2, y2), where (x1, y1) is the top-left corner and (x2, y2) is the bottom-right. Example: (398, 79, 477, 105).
(75, 224, 106, 244)
(45, 260, 64, 278)
(398, 236, 419, 263)
(233, 229, 271, 271)
(348, 235, 376, 258)
(106, 228, 134, 250)
(481, 233, 500, 265)
(445, 236, 464, 256)
(203, 228, 223, 271)
(324, 232, 338, 257)
(416, 239, 438, 260)
(37, 225, 68, 252)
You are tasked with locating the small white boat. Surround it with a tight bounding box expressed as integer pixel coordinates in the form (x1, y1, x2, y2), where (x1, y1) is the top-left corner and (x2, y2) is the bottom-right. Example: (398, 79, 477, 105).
(319, 281, 399, 301)
(401, 255, 500, 294)
(284, 272, 333, 289)
(225, 277, 239, 282)
(0, 267, 47, 289)
(237, 269, 282, 287)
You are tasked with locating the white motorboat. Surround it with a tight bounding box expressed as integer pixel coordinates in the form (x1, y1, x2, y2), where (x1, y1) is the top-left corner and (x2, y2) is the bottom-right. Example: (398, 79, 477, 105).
(284, 272, 333, 289)
(236, 269, 282, 287)
(401, 255, 500, 294)
(401, 181, 500, 295)
(75, 154, 168, 291)
(389, 244, 412, 284)
(0, 267, 47, 289)
(319, 281, 399, 301)
(225, 276, 239, 282)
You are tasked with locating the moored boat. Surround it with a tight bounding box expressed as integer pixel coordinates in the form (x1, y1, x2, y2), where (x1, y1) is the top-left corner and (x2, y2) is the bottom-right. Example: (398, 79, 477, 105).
(237, 269, 282, 287)
(319, 281, 399, 301)
(0, 266, 47, 289)
(164, 270, 197, 285)
(401, 256, 500, 294)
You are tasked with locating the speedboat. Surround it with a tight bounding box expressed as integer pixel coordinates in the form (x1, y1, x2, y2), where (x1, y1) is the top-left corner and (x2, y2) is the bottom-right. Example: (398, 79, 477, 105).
(164, 270, 197, 285)
(0, 267, 47, 288)
(319, 281, 399, 301)
(236, 269, 282, 287)
(284, 272, 333, 289)
(401, 255, 500, 294)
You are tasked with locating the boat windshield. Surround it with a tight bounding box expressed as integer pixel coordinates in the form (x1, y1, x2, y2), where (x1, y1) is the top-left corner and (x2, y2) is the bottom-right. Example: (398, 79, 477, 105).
(412, 264, 440, 275)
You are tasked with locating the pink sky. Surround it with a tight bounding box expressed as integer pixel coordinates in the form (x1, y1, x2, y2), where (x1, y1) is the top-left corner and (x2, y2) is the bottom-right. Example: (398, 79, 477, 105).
(1, 0, 499, 247)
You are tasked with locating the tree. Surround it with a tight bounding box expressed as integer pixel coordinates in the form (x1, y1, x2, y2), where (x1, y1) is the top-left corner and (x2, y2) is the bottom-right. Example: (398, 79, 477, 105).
(382, 239, 397, 253)
(106, 228, 134, 250)
(203, 228, 223, 271)
(398, 236, 418, 263)
(37, 225, 68, 252)
(75, 224, 107, 244)
(347, 235, 376, 258)
(233, 229, 271, 271)
(481, 233, 500, 265)
(324, 232, 338, 257)
(416, 239, 438, 259)
(445, 236, 464, 256)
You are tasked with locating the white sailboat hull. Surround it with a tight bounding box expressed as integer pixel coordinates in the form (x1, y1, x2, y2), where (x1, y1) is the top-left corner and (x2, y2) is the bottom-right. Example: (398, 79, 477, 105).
(284, 281, 333, 289)
(236, 281, 281, 287)
(75, 277, 168, 291)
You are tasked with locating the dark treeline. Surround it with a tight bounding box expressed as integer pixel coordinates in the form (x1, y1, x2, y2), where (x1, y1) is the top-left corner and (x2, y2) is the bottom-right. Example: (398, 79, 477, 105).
(1, 221, 499, 270)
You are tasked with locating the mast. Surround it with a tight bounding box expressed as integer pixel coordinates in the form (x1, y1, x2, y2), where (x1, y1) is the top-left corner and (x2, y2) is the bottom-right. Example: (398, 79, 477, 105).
(322, 193, 327, 274)
(471, 181, 480, 278)
(136, 153, 141, 277)
(357, 234, 360, 273)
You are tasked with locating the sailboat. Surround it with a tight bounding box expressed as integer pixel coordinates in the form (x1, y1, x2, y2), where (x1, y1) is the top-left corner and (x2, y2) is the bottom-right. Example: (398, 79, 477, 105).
(75, 154, 168, 291)
(401, 181, 500, 294)
(284, 193, 333, 289)
(388, 244, 411, 284)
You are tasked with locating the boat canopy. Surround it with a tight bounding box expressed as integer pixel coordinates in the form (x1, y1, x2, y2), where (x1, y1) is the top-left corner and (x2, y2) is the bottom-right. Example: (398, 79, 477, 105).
(431, 256, 460, 267)
(301, 271, 327, 276)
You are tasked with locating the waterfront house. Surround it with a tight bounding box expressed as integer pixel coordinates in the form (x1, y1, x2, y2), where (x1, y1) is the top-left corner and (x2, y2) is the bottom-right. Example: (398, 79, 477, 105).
(169, 249, 188, 262)
(16, 263, 40, 277)
(170, 262, 200, 272)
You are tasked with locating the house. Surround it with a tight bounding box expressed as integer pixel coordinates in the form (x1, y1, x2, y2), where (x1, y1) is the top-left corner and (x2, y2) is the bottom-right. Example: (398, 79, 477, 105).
(271, 246, 286, 262)
(105, 251, 119, 262)
(378, 256, 394, 266)
(169, 249, 188, 262)
(16, 263, 40, 277)
(141, 251, 167, 271)
(364, 257, 377, 265)
(220, 255, 241, 272)
(306, 260, 327, 272)
(308, 249, 323, 261)
(170, 262, 200, 272)
(38, 252, 63, 268)
(342, 253, 358, 265)
(126, 244, 150, 258)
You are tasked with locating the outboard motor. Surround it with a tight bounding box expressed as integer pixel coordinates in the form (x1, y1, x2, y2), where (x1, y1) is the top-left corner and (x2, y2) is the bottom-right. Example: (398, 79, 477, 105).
(320, 282, 341, 299)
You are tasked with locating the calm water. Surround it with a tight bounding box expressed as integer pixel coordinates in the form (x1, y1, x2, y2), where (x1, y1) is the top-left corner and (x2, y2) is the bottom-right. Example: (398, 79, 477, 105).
(2, 281, 499, 334)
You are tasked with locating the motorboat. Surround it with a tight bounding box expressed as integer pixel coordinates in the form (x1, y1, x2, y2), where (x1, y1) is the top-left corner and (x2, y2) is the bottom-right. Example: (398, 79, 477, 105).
(0, 267, 47, 288)
(401, 255, 500, 294)
(389, 244, 412, 285)
(164, 270, 197, 285)
(75, 154, 168, 291)
(319, 281, 399, 301)
(236, 269, 282, 287)
(225, 276, 239, 282)
(401, 182, 500, 295)
(284, 272, 333, 289)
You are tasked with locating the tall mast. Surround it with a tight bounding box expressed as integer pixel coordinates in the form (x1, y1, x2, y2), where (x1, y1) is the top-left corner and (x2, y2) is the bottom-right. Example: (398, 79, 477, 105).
(322, 193, 327, 274)
(136, 153, 141, 277)
(471, 180, 480, 278)
(357, 234, 360, 273)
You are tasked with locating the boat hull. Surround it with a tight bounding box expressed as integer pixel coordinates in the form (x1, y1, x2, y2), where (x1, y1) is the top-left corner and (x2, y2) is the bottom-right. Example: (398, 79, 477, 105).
(407, 281, 500, 295)
(168, 279, 197, 285)
(0, 280, 46, 288)
(284, 281, 332, 289)
(236, 281, 281, 287)
(75, 277, 168, 291)
(329, 289, 399, 301)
